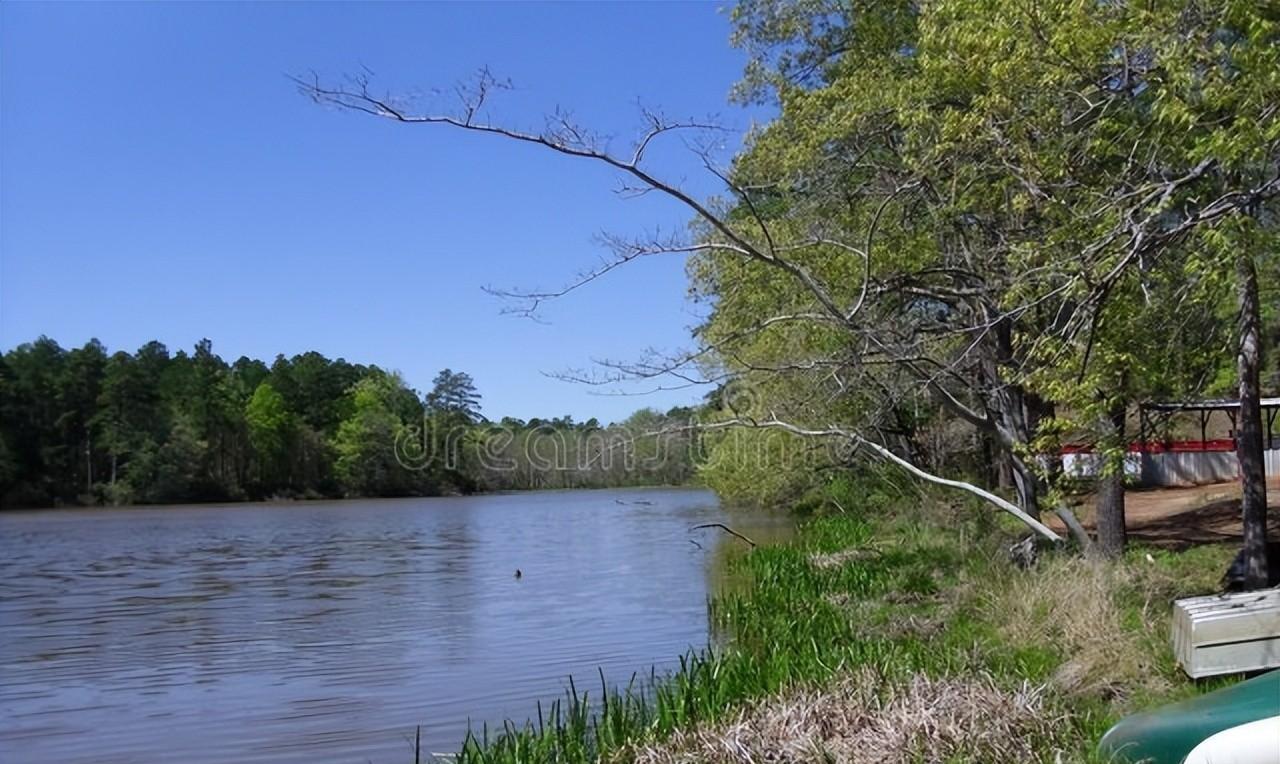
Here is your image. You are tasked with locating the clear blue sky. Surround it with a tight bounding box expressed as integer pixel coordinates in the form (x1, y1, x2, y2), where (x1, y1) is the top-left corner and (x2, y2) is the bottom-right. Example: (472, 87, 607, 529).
(1, 1, 764, 423)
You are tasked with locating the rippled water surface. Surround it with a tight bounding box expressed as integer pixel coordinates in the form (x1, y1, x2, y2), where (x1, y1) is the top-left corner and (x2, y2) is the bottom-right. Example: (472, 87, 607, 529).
(0, 488, 788, 763)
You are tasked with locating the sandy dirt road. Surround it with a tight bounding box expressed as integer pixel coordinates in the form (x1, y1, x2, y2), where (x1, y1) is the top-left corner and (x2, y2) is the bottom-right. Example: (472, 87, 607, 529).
(1051, 477, 1280, 548)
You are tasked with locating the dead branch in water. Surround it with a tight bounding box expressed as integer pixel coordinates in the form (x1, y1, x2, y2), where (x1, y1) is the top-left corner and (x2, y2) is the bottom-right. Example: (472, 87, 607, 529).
(692, 523, 757, 547)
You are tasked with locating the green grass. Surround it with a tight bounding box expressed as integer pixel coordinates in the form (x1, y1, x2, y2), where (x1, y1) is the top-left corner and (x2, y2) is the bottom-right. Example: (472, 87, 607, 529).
(449, 497, 1238, 764)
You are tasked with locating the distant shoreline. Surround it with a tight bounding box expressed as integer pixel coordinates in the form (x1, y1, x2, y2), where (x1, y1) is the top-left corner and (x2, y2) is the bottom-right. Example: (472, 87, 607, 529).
(0, 482, 707, 513)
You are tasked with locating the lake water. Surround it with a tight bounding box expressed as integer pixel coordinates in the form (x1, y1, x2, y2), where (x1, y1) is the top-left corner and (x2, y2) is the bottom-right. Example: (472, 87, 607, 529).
(0, 488, 787, 763)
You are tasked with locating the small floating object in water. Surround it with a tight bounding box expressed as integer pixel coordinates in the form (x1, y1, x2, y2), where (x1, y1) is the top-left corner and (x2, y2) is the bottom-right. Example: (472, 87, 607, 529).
(514, 569, 522, 579)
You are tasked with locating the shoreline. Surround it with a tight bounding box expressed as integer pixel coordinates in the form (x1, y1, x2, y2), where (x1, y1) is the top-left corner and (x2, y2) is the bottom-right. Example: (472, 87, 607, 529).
(0, 482, 708, 514)
(450, 489, 1238, 763)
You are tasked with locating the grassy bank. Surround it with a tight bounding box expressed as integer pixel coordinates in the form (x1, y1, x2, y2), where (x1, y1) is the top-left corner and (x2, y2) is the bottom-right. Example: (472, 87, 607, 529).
(451, 493, 1236, 763)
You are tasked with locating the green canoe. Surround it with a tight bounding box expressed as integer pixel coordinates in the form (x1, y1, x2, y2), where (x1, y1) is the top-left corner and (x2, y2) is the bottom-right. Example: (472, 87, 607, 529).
(1098, 669, 1280, 763)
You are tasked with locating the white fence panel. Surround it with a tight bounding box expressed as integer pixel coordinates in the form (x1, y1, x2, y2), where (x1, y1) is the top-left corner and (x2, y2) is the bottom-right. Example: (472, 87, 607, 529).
(1063, 447, 1277, 487)
(1061, 452, 1142, 480)
(1139, 452, 1238, 487)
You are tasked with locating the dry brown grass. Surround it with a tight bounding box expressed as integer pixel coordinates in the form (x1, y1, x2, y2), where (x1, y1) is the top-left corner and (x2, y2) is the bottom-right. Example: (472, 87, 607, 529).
(808, 547, 881, 570)
(984, 555, 1166, 701)
(621, 669, 1066, 764)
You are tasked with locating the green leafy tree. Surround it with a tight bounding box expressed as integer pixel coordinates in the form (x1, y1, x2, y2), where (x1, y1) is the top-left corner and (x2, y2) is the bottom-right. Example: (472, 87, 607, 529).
(332, 372, 420, 497)
(93, 347, 170, 492)
(425, 369, 483, 422)
(245, 382, 295, 494)
(125, 416, 210, 504)
(2, 337, 72, 504)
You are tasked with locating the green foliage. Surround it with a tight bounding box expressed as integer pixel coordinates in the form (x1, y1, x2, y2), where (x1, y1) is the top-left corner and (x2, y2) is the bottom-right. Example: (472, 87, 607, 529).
(688, 0, 1280, 521)
(245, 382, 294, 493)
(467, 407, 700, 492)
(0, 337, 702, 507)
(426, 368, 483, 423)
(332, 372, 420, 497)
(699, 425, 828, 507)
(127, 416, 211, 504)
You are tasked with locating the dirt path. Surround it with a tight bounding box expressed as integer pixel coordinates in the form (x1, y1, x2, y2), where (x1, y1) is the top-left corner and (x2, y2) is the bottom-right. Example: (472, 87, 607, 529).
(1051, 477, 1280, 549)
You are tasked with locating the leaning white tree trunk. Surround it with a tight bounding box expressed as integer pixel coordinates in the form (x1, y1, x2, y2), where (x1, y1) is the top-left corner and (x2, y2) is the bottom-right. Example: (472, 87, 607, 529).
(851, 433, 1063, 542)
(695, 418, 1064, 543)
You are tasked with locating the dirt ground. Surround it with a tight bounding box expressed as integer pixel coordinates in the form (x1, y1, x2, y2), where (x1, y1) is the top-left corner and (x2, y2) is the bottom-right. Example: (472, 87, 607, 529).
(1052, 476, 1280, 549)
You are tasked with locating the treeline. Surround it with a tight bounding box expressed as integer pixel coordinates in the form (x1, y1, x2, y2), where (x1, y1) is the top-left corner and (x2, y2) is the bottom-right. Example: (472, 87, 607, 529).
(0, 337, 698, 508)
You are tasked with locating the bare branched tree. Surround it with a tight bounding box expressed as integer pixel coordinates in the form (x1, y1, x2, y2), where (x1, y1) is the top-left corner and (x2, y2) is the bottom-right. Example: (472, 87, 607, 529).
(295, 46, 1276, 549)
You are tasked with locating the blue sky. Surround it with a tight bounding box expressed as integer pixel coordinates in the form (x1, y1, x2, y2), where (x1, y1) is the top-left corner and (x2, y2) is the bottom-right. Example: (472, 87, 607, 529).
(1, 1, 764, 423)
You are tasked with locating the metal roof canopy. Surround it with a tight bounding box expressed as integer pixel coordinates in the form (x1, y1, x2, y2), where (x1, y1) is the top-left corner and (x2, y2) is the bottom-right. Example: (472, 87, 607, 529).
(1139, 398, 1280, 447)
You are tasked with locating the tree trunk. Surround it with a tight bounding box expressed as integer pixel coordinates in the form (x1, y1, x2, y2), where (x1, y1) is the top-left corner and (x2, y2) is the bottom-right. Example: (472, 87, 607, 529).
(1096, 403, 1128, 558)
(1054, 503, 1095, 552)
(981, 314, 1046, 521)
(988, 376, 1044, 518)
(1010, 453, 1042, 518)
(1235, 254, 1270, 590)
(996, 450, 1013, 489)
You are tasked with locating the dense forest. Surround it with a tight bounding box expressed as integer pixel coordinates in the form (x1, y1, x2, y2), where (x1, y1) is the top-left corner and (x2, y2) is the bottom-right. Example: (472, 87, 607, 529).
(0, 337, 699, 508)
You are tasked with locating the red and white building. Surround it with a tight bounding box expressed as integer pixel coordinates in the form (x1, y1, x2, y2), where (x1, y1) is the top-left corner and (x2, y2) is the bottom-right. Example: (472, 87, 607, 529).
(1062, 398, 1280, 487)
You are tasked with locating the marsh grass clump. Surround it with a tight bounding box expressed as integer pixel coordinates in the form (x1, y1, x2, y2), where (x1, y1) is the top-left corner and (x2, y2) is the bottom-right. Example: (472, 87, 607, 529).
(982, 545, 1234, 705)
(625, 669, 1069, 764)
(985, 555, 1161, 701)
